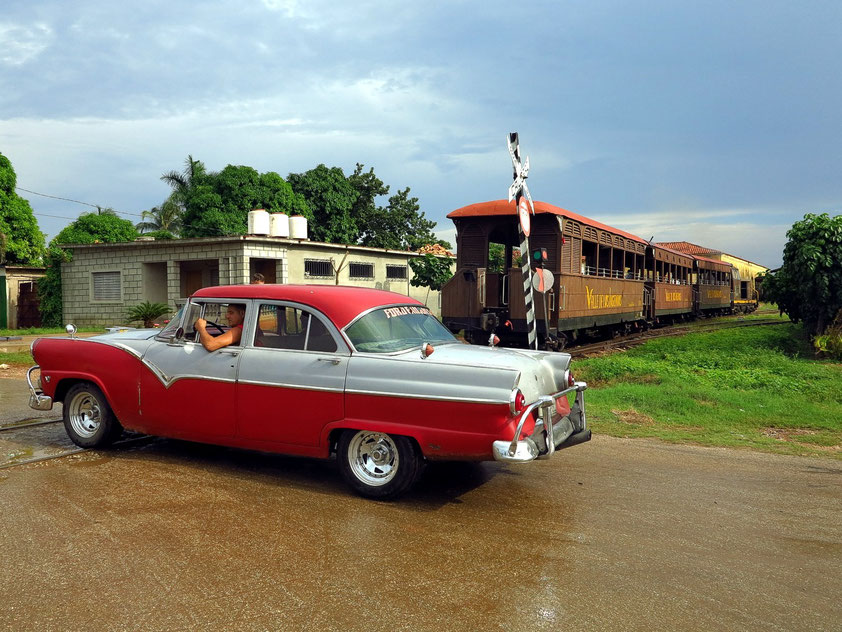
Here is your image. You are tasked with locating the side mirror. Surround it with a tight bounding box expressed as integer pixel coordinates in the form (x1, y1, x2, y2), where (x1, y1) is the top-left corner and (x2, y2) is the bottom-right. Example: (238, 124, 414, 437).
(170, 327, 185, 344)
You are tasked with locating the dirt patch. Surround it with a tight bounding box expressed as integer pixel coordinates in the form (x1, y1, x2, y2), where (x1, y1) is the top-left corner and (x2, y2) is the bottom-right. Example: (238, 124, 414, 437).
(762, 427, 842, 452)
(0, 364, 31, 380)
(612, 408, 656, 425)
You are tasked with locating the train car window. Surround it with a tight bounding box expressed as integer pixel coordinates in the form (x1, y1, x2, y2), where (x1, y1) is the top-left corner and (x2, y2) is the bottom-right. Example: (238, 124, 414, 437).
(582, 241, 597, 276)
(598, 245, 611, 277)
(487, 242, 508, 274)
(612, 249, 624, 279)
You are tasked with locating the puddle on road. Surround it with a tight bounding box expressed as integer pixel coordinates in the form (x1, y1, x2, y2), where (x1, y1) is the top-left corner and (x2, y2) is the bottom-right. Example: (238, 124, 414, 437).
(0, 423, 79, 468)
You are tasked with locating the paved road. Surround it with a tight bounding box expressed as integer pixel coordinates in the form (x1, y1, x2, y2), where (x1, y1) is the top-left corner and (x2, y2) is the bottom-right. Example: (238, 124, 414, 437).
(1, 383, 840, 632)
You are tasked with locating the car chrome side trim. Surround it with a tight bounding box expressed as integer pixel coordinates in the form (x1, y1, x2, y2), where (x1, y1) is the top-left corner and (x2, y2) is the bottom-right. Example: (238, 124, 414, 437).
(238, 379, 343, 394)
(140, 360, 237, 389)
(344, 388, 507, 405)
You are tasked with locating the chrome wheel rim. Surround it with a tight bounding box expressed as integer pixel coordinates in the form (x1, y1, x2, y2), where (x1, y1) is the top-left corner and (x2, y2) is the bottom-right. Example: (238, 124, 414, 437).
(348, 432, 399, 487)
(67, 391, 103, 439)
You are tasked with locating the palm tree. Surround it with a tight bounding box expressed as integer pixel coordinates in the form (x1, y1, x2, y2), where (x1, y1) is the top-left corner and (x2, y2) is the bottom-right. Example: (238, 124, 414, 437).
(126, 301, 171, 328)
(160, 154, 207, 210)
(136, 198, 183, 234)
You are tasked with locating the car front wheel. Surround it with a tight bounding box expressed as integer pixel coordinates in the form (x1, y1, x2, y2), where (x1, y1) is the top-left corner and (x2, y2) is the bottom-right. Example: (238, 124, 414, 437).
(63, 382, 123, 448)
(337, 430, 423, 499)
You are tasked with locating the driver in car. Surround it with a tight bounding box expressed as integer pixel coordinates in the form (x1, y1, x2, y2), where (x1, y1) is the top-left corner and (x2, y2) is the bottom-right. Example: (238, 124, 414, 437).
(194, 304, 246, 351)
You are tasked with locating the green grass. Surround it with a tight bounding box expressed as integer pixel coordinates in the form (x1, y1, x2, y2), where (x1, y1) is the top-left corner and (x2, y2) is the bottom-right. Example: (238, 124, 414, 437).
(574, 321, 842, 458)
(0, 326, 101, 337)
(0, 351, 34, 365)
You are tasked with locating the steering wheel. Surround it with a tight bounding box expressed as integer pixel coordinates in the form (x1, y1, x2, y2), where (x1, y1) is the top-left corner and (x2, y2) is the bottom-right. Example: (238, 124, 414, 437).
(203, 320, 226, 335)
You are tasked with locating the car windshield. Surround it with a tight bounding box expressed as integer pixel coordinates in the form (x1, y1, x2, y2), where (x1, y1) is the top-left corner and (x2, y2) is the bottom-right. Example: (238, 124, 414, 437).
(155, 305, 185, 340)
(345, 306, 457, 353)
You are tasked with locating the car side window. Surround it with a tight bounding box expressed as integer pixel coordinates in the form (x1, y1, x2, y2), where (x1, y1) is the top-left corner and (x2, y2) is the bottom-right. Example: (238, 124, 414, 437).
(254, 304, 337, 352)
(183, 302, 240, 343)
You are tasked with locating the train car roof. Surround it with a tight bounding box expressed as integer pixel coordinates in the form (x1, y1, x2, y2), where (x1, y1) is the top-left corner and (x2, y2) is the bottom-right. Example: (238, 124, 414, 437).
(693, 255, 733, 271)
(447, 199, 648, 245)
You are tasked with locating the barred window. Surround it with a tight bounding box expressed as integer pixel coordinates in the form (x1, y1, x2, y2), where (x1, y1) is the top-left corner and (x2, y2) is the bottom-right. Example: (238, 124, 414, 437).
(349, 262, 374, 279)
(386, 265, 407, 280)
(304, 259, 333, 278)
(92, 271, 121, 301)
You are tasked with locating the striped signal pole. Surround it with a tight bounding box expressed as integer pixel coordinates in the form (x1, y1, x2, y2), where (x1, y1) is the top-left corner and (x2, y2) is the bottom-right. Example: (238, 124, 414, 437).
(506, 133, 538, 350)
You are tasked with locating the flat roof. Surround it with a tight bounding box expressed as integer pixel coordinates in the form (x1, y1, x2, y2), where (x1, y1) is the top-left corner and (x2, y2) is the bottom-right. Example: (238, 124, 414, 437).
(60, 235, 451, 258)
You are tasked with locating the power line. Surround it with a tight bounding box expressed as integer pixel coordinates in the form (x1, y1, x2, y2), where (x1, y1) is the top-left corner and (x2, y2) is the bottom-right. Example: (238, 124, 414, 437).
(15, 186, 144, 217)
(19, 186, 262, 238)
(16, 187, 99, 209)
(33, 212, 84, 221)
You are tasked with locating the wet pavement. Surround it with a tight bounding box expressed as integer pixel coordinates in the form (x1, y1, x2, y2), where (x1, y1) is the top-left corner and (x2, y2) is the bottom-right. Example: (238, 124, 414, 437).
(0, 372, 58, 425)
(0, 392, 840, 632)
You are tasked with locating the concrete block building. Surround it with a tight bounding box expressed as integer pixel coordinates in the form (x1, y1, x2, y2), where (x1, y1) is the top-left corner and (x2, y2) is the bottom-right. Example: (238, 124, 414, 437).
(60, 236, 454, 327)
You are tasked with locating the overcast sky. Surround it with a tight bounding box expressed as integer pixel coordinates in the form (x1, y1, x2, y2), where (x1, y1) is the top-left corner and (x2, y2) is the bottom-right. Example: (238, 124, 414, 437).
(2, 0, 841, 269)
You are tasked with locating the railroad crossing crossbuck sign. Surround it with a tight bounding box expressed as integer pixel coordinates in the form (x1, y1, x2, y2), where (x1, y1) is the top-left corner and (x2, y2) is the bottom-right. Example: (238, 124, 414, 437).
(507, 132, 538, 350)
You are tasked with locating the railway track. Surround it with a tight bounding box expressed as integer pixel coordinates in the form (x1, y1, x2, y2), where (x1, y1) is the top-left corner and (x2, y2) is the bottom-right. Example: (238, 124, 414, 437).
(0, 418, 63, 432)
(569, 317, 788, 357)
(0, 419, 151, 470)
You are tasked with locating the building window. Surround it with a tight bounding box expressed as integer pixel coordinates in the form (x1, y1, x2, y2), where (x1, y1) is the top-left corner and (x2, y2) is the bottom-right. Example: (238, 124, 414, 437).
(349, 262, 374, 279)
(92, 271, 121, 302)
(386, 265, 407, 280)
(305, 259, 333, 278)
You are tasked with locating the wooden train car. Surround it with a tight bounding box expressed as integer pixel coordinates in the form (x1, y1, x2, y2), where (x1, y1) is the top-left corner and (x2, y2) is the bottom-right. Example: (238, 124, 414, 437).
(647, 244, 694, 323)
(442, 200, 649, 348)
(694, 256, 734, 315)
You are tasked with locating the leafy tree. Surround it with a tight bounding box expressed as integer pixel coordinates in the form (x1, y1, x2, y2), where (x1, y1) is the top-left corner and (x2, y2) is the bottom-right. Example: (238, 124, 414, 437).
(761, 212, 842, 336)
(38, 211, 139, 326)
(161, 156, 447, 249)
(53, 210, 139, 245)
(358, 187, 445, 251)
(0, 151, 45, 265)
(126, 301, 171, 328)
(140, 229, 176, 240)
(177, 162, 309, 238)
(349, 163, 389, 236)
(409, 253, 454, 305)
(137, 199, 182, 235)
(287, 164, 358, 243)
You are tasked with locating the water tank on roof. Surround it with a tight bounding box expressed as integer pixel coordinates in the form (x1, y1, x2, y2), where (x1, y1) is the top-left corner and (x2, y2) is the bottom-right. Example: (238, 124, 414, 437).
(290, 215, 308, 240)
(270, 213, 289, 238)
(248, 209, 270, 235)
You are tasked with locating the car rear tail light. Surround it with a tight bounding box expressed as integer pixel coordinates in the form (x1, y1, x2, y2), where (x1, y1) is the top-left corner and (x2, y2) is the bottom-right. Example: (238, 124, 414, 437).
(510, 388, 526, 415)
(568, 371, 575, 387)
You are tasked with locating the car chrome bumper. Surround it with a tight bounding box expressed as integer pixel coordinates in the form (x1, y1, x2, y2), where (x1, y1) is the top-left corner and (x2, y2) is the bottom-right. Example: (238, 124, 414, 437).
(27, 365, 53, 411)
(493, 381, 589, 463)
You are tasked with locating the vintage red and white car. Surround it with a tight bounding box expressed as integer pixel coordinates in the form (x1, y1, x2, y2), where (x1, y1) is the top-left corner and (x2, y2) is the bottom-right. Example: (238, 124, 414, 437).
(28, 285, 589, 498)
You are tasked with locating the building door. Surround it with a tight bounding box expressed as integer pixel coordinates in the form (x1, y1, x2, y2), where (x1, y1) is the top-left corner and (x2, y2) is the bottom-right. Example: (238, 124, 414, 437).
(17, 282, 41, 328)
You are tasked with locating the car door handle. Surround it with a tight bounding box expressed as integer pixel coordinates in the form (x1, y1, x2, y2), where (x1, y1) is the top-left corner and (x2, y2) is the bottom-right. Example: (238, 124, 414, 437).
(317, 357, 341, 365)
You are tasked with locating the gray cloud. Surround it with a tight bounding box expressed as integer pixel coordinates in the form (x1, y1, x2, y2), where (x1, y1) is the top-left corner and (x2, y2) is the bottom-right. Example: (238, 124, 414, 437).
(2, 0, 841, 269)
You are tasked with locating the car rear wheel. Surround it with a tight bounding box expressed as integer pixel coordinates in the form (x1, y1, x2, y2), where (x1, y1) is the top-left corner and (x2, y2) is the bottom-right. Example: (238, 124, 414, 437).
(337, 430, 423, 499)
(63, 382, 123, 448)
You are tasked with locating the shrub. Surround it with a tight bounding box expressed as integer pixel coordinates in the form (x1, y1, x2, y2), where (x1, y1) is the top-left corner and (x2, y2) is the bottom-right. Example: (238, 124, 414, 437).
(126, 301, 171, 328)
(813, 310, 842, 360)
